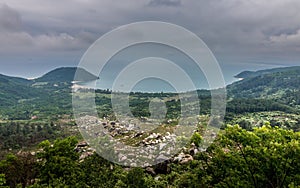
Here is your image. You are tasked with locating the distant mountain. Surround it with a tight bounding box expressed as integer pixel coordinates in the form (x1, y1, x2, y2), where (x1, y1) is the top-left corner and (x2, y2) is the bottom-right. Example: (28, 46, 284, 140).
(235, 66, 300, 79)
(1, 66, 300, 120)
(228, 66, 300, 108)
(0, 67, 97, 118)
(34, 67, 98, 83)
(0, 74, 32, 85)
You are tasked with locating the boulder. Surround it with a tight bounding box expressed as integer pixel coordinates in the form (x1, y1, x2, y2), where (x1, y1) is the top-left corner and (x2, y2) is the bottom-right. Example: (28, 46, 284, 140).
(77, 141, 88, 147)
(180, 154, 193, 164)
(145, 167, 156, 175)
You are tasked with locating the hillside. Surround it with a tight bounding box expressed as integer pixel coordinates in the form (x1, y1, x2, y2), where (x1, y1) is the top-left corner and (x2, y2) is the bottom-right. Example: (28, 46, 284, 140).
(0, 74, 39, 107)
(0, 67, 97, 120)
(228, 66, 300, 102)
(1, 65, 300, 120)
(0, 67, 97, 104)
(235, 66, 300, 79)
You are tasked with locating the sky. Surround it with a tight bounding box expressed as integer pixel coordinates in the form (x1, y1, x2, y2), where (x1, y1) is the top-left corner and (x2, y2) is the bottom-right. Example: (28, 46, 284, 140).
(0, 0, 300, 84)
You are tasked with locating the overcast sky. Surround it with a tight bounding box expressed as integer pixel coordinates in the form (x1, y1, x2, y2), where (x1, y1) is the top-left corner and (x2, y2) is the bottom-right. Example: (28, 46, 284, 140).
(0, 0, 300, 82)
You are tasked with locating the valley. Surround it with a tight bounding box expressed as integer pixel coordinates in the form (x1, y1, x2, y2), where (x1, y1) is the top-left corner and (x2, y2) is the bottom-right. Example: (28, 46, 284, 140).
(0, 66, 299, 187)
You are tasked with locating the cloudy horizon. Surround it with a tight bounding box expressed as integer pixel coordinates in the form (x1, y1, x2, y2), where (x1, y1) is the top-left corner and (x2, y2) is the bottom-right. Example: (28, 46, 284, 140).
(0, 0, 300, 83)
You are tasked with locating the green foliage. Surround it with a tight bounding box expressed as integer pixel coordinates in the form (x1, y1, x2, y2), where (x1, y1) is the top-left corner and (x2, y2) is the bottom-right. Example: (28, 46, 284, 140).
(228, 66, 300, 110)
(37, 136, 81, 186)
(0, 153, 36, 188)
(140, 125, 300, 188)
(0, 121, 63, 150)
(0, 125, 299, 187)
(194, 125, 300, 187)
(190, 132, 202, 147)
(226, 111, 300, 131)
(0, 74, 35, 108)
(0, 174, 6, 186)
(121, 168, 147, 188)
(80, 153, 123, 187)
(226, 98, 297, 114)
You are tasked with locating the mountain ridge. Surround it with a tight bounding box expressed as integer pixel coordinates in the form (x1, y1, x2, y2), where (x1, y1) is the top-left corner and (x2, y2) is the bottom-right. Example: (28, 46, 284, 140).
(235, 66, 300, 79)
(1, 65, 299, 95)
(0, 65, 299, 119)
(0, 67, 97, 117)
(229, 66, 300, 96)
(34, 67, 98, 83)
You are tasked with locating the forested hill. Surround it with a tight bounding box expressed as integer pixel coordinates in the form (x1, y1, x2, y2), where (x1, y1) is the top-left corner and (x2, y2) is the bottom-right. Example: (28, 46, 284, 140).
(0, 67, 97, 105)
(0, 67, 97, 120)
(0, 74, 39, 107)
(235, 66, 300, 79)
(1, 66, 300, 120)
(0, 74, 32, 85)
(228, 66, 300, 103)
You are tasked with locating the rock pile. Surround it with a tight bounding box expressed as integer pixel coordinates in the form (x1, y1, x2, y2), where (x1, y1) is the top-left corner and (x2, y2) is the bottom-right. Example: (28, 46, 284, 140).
(141, 132, 176, 146)
(173, 152, 194, 164)
(76, 116, 216, 166)
(74, 140, 96, 162)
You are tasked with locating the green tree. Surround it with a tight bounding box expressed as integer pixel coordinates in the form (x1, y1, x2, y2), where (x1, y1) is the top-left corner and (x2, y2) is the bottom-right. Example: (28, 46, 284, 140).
(117, 168, 147, 188)
(0, 174, 7, 187)
(190, 132, 203, 147)
(0, 153, 36, 188)
(37, 136, 82, 186)
(195, 125, 300, 187)
(80, 153, 123, 187)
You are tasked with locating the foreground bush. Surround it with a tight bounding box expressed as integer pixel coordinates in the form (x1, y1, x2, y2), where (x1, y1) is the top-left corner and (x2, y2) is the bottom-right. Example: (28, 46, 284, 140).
(0, 124, 299, 187)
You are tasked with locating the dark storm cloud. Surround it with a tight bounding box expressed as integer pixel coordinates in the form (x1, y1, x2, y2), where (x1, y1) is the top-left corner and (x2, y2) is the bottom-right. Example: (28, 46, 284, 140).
(148, 0, 181, 7)
(0, 3, 99, 54)
(2, 0, 300, 54)
(0, 4, 22, 32)
(0, 0, 300, 77)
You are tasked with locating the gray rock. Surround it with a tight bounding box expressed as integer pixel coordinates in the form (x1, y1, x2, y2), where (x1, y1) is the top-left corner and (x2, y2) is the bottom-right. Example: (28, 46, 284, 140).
(156, 155, 169, 163)
(119, 154, 127, 162)
(145, 167, 156, 175)
(180, 155, 193, 164)
(159, 143, 167, 150)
